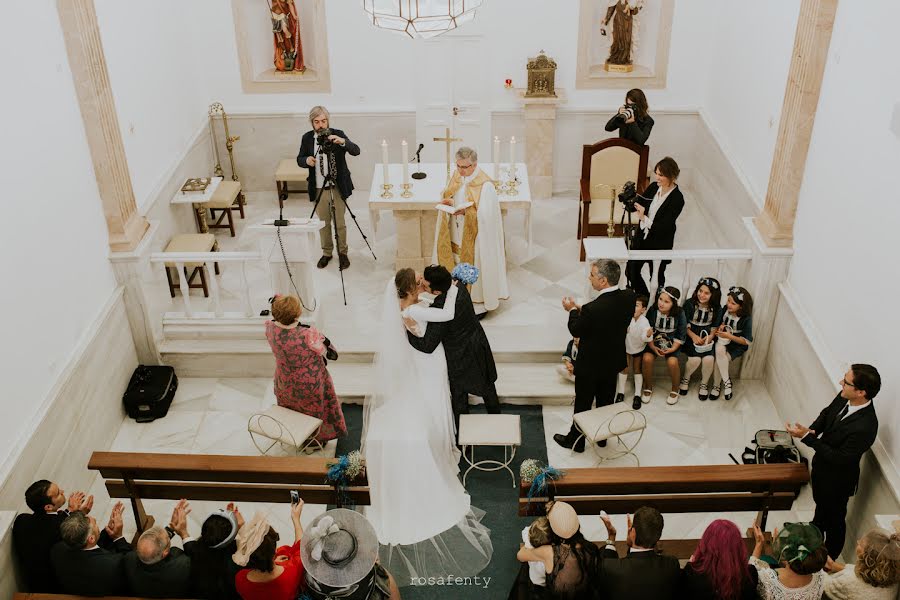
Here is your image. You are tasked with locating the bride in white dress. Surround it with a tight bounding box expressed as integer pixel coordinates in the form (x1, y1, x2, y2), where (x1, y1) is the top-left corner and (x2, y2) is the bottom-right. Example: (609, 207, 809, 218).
(362, 268, 493, 584)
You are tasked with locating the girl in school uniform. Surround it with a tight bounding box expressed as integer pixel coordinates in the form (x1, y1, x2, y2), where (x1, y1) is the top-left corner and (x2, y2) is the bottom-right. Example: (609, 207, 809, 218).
(679, 277, 724, 401)
(641, 286, 687, 406)
(711, 286, 754, 400)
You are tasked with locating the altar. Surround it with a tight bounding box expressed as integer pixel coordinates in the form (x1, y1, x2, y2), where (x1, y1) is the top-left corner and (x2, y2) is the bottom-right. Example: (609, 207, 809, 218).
(368, 162, 532, 271)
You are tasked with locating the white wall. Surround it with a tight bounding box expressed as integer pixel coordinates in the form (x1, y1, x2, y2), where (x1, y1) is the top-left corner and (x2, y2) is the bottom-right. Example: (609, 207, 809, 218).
(788, 0, 900, 470)
(95, 0, 217, 213)
(701, 0, 801, 207)
(200, 0, 716, 113)
(0, 0, 119, 471)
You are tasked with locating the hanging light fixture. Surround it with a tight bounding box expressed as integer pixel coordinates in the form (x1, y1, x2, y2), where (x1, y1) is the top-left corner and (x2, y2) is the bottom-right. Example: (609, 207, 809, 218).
(363, 0, 484, 39)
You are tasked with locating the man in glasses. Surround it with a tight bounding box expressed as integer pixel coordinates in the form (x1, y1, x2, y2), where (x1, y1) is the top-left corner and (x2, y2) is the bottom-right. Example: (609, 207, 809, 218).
(434, 146, 509, 314)
(786, 363, 881, 559)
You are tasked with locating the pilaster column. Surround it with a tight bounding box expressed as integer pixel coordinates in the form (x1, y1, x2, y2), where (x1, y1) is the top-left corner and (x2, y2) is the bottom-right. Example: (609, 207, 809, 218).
(109, 222, 161, 365)
(518, 89, 566, 200)
(754, 0, 838, 247)
(57, 0, 148, 251)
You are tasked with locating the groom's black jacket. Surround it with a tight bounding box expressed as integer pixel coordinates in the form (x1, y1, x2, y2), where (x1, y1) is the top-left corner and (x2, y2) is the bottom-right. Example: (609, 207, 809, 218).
(406, 282, 497, 396)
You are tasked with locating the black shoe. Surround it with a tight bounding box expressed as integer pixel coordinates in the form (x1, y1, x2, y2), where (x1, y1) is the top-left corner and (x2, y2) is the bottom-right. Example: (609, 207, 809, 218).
(553, 433, 585, 453)
(597, 439, 607, 448)
(476, 312, 487, 321)
(632, 396, 641, 410)
(317, 255, 332, 269)
(338, 253, 350, 270)
(615, 393, 625, 403)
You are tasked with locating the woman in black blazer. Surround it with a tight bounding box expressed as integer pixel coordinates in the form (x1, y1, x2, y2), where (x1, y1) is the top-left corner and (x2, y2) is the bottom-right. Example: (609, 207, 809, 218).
(625, 156, 685, 297)
(605, 88, 654, 146)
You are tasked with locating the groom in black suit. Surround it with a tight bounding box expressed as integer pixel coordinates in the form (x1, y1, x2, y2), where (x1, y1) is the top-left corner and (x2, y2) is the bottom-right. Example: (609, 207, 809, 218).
(787, 363, 881, 559)
(406, 265, 501, 430)
(555, 259, 635, 453)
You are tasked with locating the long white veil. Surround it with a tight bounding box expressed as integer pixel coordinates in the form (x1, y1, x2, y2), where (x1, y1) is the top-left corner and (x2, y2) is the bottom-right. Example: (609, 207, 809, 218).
(360, 278, 493, 585)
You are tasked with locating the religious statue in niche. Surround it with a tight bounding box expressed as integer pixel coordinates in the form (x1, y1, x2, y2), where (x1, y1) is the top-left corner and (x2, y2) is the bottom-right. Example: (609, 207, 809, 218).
(600, 0, 644, 72)
(269, 0, 305, 72)
(525, 51, 557, 98)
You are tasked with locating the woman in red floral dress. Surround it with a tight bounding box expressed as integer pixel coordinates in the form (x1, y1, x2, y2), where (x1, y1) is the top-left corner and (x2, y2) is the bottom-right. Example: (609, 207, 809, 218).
(265, 295, 346, 443)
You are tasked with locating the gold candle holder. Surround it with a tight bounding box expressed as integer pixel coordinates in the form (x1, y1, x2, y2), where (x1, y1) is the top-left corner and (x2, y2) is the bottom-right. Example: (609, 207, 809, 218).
(380, 183, 394, 199)
(400, 183, 413, 198)
(506, 179, 519, 197)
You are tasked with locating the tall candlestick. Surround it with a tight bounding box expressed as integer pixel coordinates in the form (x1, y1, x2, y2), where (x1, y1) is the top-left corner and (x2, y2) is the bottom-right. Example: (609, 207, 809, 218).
(401, 140, 409, 184)
(509, 136, 516, 170)
(381, 139, 390, 184)
(493, 136, 501, 180)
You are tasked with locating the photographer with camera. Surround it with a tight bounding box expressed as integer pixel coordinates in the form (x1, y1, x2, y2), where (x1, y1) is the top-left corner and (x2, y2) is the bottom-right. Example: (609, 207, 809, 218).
(605, 89, 654, 146)
(297, 106, 360, 270)
(624, 156, 684, 297)
(265, 295, 346, 445)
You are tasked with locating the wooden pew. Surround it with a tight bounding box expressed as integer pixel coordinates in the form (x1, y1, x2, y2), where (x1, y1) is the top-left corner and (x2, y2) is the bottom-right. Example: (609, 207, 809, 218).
(519, 463, 808, 558)
(14, 595, 192, 600)
(88, 451, 369, 534)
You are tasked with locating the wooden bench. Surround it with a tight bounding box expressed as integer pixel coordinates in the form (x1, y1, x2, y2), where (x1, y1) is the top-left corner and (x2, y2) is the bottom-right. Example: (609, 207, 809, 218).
(88, 451, 369, 534)
(14, 595, 192, 600)
(519, 463, 809, 558)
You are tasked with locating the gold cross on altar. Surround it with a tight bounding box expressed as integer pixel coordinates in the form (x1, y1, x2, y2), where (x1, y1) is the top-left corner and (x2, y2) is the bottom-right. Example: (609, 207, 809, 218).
(433, 127, 462, 181)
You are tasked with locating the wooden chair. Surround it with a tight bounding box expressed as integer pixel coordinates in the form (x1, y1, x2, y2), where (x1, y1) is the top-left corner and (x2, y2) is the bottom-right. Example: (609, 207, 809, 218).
(519, 463, 809, 558)
(275, 158, 309, 209)
(206, 180, 245, 237)
(578, 138, 649, 260)
(163, 233, 219, 298)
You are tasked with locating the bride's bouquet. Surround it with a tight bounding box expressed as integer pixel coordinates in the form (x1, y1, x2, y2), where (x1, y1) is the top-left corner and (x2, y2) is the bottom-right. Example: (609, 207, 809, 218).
(452, 262, 479, 285)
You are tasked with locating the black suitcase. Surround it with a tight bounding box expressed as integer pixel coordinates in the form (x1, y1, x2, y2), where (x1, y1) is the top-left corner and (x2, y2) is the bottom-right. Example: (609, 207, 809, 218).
(123, 365, 178, 423)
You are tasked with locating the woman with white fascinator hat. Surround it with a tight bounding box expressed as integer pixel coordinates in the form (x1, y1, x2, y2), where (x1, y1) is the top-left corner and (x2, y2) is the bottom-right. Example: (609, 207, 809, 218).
(300, 508, 401, 600)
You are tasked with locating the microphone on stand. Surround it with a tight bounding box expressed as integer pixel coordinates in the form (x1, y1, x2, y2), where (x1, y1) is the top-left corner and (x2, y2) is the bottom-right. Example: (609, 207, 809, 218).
(411, 143, 427, 180)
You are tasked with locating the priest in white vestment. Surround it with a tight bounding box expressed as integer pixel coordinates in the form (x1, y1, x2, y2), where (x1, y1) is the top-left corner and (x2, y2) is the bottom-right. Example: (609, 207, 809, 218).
(433, 146, 509, 311)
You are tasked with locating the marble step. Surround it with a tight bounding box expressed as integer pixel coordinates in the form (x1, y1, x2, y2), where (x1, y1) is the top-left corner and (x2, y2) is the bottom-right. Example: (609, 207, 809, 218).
(330, 362, 576, 405)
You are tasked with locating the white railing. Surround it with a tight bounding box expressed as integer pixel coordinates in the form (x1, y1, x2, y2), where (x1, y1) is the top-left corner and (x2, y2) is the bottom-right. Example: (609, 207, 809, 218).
(627, 249, 753, 299)
(149, 251, 261, 318)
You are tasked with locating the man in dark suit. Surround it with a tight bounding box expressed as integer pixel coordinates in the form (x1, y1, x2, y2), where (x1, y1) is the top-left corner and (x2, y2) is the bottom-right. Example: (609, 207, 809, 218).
(12, 479, 93, 592)
(555, 259, 635, 452)
(296, 105, 361, 270)
(624, 156, 685, 296)
(406, 265, 500, 431)
(125, 499, 196, 598)
(50, 501, 131, 596)
(599, 507, 681, 600)
(787, 363, 881, 559)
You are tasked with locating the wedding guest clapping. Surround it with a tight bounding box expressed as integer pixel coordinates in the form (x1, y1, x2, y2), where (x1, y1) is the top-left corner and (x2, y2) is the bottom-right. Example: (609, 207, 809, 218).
(265, 294, 346, 445)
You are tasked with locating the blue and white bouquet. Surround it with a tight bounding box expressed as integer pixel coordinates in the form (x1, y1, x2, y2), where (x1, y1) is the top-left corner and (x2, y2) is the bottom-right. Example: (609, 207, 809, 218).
(452, 262, 479, 285)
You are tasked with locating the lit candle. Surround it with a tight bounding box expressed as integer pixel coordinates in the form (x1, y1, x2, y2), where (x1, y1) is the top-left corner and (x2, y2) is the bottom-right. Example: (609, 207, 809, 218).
(509, 136, 516, 169)
(493, 136, 500, 180)
(381, 139, 390, 185)
(401, 140, 409, 184)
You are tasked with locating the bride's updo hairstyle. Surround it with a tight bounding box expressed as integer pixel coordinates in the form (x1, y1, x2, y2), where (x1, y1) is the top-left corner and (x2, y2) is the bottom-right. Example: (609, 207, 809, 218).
(395, 268, 417, 299)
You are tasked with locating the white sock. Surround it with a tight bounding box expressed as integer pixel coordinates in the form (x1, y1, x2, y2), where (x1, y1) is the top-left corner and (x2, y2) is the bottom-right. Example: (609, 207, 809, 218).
(617, 373, 627, 395)
(634, 374, 644, 396)
(701, 356, 714, 384)
(684, 357, 701, 381)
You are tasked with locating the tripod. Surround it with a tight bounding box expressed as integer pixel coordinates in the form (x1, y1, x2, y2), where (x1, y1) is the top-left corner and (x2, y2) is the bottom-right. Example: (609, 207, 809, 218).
(309, 145, 376, 305)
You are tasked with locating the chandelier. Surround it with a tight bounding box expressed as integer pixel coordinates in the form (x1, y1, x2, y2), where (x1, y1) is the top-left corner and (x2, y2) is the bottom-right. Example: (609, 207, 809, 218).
(363, 0, 484, 39)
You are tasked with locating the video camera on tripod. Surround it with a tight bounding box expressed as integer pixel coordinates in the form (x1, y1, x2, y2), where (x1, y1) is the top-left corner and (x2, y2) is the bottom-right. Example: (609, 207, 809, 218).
(315, 127, 337, 151)
(617, 180, 639, 209)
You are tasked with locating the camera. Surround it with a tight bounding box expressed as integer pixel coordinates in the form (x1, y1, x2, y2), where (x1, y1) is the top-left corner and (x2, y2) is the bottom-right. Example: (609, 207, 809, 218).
(620, 103, 635, 121)
(315, 127, 335, 150)
(617, 180, 638, 209)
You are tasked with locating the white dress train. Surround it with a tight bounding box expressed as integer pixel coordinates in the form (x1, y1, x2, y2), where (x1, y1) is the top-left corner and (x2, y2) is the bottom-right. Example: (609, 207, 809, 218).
(362, 282, 493, 584)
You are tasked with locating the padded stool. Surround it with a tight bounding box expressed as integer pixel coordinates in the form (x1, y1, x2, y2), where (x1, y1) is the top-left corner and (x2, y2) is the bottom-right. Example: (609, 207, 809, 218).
(163, 233, 219, 298)
(458, 414, 521, 488)
(275, 159, 309, 209)
(206, 180, 244, 236)
(248, 405, 324, 455)
(572, 403, 647, 466)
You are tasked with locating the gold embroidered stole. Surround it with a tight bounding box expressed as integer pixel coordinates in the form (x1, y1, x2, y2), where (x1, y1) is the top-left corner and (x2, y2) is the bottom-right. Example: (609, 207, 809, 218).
(436, 169, 493, 271)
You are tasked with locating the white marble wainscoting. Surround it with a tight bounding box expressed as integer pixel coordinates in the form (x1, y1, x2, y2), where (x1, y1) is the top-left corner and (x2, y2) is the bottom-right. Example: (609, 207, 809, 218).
(542, 378, 816, 545)
(0, 290, 139, 599)
(766, 283, 900, 561)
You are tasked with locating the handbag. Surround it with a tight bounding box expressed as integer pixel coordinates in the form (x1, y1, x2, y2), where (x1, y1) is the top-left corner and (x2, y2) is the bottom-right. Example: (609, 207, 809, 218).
(741, 430, 804, 465)
(693, 329, 714, 353)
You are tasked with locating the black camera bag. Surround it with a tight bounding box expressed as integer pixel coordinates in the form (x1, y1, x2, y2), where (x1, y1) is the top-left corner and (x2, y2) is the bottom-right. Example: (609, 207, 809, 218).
(123, 365, 178, 423)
